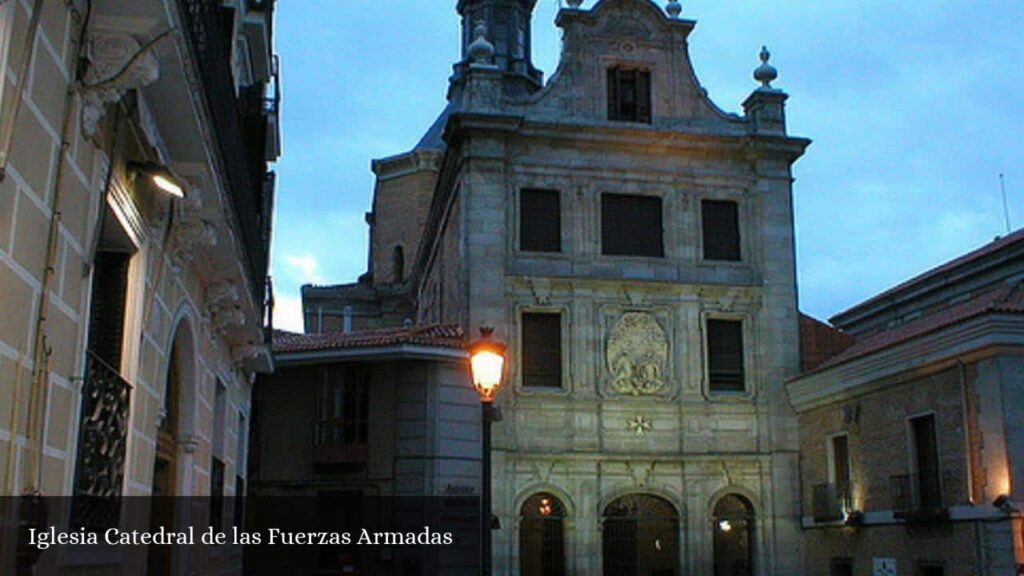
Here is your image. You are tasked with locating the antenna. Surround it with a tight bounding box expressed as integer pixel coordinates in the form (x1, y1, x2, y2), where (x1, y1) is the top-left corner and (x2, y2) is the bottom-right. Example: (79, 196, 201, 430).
(1001, 173, 1011, 234)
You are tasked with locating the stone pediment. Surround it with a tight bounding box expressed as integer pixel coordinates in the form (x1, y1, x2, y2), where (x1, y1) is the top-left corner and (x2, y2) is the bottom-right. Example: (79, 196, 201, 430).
(591, 0, 680, 43)
(523, 0, 743, 131)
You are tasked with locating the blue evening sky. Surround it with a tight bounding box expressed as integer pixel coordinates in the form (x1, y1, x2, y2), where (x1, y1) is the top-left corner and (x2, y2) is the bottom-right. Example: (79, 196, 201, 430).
(269, 0, 1023, 332)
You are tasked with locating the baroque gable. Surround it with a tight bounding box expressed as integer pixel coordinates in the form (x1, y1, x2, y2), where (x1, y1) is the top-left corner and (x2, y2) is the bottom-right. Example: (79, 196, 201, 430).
(521, 0, 742, 131)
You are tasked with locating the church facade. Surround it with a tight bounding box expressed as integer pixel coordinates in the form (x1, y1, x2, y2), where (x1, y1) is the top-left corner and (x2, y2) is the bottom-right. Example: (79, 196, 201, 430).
(308, 0, 810, 573)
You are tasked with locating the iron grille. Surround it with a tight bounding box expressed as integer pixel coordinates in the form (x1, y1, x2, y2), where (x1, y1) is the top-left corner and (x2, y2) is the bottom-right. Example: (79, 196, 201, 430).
(71, 351, 132, 530)
(890, 471, 957, 518)
(178, 0, 273, 309)
(812, 482, 852, 522)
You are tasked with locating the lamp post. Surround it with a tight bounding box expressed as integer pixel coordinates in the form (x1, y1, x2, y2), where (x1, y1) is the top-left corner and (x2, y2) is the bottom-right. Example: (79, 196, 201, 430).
(467, 326, 507, 576)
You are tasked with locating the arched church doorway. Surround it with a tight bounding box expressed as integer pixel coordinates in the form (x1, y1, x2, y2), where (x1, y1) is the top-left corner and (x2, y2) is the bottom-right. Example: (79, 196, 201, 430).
(147, 320, 195, 576)
(602, 494, 679, 576)
(520, 493, 567, 576)
(712, 494, 755, 576)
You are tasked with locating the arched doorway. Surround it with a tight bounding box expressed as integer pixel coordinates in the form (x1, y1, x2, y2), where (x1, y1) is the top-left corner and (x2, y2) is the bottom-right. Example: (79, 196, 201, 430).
(147, 321, 195, 576)
(519, 493, 567, 576)
(602, 494, 679, 576)
(712, 494, 755, 576)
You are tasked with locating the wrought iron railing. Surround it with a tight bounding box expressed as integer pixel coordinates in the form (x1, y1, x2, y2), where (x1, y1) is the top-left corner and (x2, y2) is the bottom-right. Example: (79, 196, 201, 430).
(71, 351, 132, 530)
(178, 0, 273, 310)
(890, 472, 956, 519)
(812, 482, 852, 522)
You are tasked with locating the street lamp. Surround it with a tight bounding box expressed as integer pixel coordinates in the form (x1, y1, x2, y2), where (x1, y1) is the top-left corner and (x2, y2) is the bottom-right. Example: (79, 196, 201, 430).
(129, 161, 186, 198)
(467, 326, 506, 576)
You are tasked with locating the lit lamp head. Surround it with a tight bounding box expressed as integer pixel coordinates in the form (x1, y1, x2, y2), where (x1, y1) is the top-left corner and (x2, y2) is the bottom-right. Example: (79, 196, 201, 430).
(467, 326, 507, 403)
(129, 161, 186, 199)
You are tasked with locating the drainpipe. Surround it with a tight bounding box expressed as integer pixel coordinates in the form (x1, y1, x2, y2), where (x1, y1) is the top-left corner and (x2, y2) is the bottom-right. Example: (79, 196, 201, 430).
(25, 0, 90, 495)
(0, 0, 44, 180)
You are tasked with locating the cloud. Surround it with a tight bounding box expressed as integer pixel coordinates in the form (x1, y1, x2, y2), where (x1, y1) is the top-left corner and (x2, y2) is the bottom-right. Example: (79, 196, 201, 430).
(273, 294, 305, 333)
(284, 254, 323, 285)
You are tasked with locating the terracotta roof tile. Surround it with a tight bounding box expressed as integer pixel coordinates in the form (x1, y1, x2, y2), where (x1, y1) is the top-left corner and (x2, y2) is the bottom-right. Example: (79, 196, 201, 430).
(803, 282, 1024, 376)
(799, 314, 857, 372)
(273, 324, 465, 354)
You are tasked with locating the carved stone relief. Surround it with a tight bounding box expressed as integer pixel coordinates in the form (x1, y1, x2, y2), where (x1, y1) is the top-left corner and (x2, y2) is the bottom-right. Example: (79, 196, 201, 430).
(81, 34, 161, 137)
(607, 312, 669, 396)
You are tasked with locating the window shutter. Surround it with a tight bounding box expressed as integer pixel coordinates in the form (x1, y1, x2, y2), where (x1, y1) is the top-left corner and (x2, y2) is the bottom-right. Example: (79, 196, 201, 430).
(601, 194, 663, 257)
(520, 189, 561, 252)
(707, 319, 745, 392)
(87, 251, 131, 369)
(702, 200, 741, 261)
(522, 313, 562, 388)
(636, 71, 652, 123)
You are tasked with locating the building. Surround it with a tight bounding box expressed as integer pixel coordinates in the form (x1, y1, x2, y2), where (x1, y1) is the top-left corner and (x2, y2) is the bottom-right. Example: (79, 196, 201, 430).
(297, 0, 812, 573)
(787, 230, 1024, 575)
(250, 324, 480, 574)
(0, 0, 280, 574)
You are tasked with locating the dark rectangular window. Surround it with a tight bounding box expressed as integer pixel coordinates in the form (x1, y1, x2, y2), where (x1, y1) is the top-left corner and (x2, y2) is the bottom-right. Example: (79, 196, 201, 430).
(832, 435, 850, 489)
(601, 193, 663, 257)
(210, 457, 225, 532)
(830, 558, 854, 576)
(911, 414, 942, 509)
(316, 367, 370, 446)
(608, 68, 651, 123)
(702, 200, 741, 261)
(918, 563, 945, 576)
(522, 313, 562, 388)
(707, 319, 745, 392)
(520, 189, 561, 253)
(87, 250, 131, 368)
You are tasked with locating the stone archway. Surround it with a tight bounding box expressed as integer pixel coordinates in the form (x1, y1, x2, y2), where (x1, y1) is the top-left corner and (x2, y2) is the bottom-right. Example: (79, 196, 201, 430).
(520, 493, 567, 576)
(602, 493, 680, 576)
(712, 494, 756, 576)
(147, 317, 198, 576)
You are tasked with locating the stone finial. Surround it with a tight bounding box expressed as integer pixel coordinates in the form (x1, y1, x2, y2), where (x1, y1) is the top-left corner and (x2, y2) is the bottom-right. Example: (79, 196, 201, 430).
(467, 21, 495, 66)
(666, 0, 682, 18)
(566, 0, 584, 8)
(753, 45, 778, 88)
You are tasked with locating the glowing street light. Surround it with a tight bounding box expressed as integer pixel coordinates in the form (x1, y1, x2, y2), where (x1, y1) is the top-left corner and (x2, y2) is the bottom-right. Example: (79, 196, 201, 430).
(466, 326, 507, 576)
(129, 162, 186, 198)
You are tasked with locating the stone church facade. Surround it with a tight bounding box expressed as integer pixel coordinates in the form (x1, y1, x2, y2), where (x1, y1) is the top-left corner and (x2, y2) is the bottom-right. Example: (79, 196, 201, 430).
(310, 0, 810, 573)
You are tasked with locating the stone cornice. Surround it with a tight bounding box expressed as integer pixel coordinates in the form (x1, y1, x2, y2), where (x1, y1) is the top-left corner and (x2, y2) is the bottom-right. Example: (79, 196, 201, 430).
(371, 149, 442, 181)
(442, 112, 810, 164)
(786, 314, 1024, 413)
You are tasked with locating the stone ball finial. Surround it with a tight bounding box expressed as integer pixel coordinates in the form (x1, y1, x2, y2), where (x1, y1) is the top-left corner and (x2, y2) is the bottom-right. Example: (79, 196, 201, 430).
(468, 21, 495, 66)
(566, 0, 584, 8)
(666, 0, 682, 18)
(754, 45, 778, 88)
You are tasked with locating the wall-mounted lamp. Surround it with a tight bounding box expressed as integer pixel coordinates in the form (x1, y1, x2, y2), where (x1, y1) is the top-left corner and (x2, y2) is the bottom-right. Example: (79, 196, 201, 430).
(129, 161, 186, 198)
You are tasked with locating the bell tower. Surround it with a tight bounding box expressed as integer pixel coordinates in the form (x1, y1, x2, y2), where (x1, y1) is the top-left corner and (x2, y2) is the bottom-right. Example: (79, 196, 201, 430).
(452, 0, 543, 96)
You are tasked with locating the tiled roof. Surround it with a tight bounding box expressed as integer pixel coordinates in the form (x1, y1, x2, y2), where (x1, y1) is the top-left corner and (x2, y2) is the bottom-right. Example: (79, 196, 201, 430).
(273, 324, 465, 354)
(799, 314, 857, 372)
(804, 282, 1024, 376)
(834, 229, 1024, 322)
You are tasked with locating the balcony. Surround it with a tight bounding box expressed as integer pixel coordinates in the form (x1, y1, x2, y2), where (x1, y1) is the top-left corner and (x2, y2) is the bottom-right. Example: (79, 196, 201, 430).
(812, 482, 853, 523)
(890, 472, 955, 524)
(71, 351, 132, 530)
(178, 0, 274, 309)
